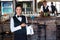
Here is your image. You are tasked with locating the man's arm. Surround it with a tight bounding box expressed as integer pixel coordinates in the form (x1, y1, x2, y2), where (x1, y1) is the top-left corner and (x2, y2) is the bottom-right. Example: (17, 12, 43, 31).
(40, 6, 43, 12)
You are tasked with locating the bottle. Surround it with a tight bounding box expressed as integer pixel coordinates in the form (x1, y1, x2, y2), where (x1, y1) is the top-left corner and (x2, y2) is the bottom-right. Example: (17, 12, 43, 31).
(44, 12, 48, 17)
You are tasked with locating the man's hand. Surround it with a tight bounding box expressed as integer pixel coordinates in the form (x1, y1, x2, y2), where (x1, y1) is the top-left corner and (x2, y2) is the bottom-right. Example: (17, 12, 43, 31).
(20, 23, 26, 27)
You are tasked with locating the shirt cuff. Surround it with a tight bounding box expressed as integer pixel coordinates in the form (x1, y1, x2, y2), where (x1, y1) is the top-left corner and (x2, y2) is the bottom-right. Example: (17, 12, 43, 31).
(15, 26, 21, 30)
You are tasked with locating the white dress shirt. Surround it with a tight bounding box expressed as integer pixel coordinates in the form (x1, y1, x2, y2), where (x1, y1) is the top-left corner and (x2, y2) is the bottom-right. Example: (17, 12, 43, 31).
(40, 5, 51, 12)
(10, 15, 28, 32)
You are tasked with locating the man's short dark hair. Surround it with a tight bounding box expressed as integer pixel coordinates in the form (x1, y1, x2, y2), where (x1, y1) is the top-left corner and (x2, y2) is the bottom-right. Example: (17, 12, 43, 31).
(43, 1, 47, 3)
(51, 2, 53, 4)
(16, 4, 22, 9)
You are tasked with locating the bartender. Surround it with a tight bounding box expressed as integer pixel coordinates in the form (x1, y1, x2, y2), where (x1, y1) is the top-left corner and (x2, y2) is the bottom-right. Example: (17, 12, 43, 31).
(40, 1, 51, 16)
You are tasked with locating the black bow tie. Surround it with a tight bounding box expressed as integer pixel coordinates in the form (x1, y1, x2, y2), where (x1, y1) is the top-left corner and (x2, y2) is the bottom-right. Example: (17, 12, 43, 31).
(17, 16, 21, 17)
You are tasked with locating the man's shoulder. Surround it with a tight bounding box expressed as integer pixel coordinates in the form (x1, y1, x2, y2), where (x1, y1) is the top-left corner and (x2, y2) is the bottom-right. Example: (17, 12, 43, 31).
(41, 5, 43, 7)
(41, 5, 49, 7)
(51, 5, 55, 7)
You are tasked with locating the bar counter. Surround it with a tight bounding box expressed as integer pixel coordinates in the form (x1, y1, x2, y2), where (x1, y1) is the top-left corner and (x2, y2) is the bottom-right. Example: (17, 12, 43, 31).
(0, 16, 60, 40)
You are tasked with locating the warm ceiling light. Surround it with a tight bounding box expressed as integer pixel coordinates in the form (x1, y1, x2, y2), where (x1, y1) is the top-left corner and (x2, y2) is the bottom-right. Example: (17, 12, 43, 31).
(37, 0, 43, 3)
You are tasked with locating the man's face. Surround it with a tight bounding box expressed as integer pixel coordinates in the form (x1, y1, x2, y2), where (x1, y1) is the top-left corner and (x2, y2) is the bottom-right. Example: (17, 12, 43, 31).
(43, 2, 47, 6)
(16, 7, 22, 15)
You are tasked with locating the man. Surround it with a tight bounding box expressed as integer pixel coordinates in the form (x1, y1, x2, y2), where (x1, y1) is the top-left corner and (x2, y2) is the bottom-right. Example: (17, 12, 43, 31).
(51, 2, 57, 14)
(10, 4, 27, 40)
(40, 1, 51, 16)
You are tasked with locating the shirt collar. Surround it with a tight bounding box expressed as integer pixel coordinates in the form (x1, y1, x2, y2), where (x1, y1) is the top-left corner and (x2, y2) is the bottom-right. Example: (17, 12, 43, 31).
(15, 14, 21, 17)
(16, 15, 17, 17)
(43, 5, 48, 8)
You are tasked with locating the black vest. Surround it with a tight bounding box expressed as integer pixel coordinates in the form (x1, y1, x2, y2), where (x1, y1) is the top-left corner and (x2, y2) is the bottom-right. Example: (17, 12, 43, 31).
(13, 15, 27, 40)
(43, 5, 49, 12)
(13, 15, 26, 34)
(13, 15, 26, 27)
